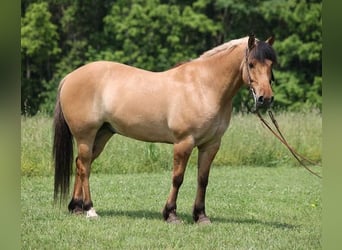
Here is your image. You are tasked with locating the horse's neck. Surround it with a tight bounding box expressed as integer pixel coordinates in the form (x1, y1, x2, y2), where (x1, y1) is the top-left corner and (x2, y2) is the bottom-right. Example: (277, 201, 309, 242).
(199, 45, 245, 104)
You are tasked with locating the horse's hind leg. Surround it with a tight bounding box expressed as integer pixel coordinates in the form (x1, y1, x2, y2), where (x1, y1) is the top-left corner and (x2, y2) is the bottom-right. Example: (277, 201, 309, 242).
(91, 123, 115, 162)
(68, 134, 96, 216)
(68, 157, 84, 214)
(68, 124, 114, 217)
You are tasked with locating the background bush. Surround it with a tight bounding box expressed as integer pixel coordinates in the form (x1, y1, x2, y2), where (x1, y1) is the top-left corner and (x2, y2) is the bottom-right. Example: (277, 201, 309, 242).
(21, 0, 321, 115)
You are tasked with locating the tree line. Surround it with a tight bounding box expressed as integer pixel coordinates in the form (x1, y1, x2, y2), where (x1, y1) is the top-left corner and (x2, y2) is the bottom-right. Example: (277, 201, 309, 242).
(21, 0, 322, 115)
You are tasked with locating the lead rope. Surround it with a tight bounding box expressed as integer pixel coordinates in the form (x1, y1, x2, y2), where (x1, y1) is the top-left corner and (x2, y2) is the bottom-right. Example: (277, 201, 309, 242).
(244, 47, 322, 178)
(255, 110, 322, 178)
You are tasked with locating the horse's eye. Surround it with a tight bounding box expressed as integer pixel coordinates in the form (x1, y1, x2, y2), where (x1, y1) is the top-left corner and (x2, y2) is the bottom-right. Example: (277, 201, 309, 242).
(248, 63, 254, 68)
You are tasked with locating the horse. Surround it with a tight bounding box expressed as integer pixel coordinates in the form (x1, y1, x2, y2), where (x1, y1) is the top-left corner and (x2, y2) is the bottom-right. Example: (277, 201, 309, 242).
(53, 34, 277, 223)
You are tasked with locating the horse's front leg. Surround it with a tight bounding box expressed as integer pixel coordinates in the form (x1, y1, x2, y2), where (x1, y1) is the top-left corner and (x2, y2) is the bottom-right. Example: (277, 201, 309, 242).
(163, 137, 194, 223)
(193, 141, 220, 224)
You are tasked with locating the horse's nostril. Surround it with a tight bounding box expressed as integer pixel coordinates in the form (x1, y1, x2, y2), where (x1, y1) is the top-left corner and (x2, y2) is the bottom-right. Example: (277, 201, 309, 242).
(257, 96, 264, 104)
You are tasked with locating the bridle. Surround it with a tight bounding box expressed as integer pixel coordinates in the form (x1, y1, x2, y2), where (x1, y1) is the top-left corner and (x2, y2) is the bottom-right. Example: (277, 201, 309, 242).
(245, 47, 258, 109)
(244, 46, 322, 179)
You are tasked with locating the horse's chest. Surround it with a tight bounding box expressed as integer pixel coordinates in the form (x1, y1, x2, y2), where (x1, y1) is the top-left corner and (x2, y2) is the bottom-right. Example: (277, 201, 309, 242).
(194, 111, 231, 145)
(210, 115, 230, 136)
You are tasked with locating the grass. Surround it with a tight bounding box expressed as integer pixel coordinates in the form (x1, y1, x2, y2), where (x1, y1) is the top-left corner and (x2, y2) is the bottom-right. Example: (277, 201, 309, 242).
(21, 110, 322, 176)
(21, 111, 322, 248)
(21, 166, 321, 249)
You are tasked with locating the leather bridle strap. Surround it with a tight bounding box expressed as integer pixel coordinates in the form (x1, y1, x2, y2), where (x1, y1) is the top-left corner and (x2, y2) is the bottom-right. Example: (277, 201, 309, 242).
(245, 48, 257, 107)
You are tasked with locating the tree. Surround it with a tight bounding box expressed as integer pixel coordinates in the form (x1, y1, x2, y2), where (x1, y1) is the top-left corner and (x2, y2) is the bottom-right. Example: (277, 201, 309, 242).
(212, 0, 322, 111)
(93, 0, 220, 71)
(259, 0, 322, 110)
(20, 0, 322, 114)
(21, 2, 60, 114)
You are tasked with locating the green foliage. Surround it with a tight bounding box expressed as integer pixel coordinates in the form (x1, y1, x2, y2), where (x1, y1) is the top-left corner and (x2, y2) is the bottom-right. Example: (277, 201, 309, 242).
(95, 0, 219, 71)
(21, 2, 60, 58)
(260, 0, 322, 111)
(20, 0, 322, 115)
(21, 1, 61, 115)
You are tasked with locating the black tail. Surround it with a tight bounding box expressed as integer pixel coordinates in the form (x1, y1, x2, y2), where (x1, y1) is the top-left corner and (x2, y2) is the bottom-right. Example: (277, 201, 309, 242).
(53, 90, 74, 202)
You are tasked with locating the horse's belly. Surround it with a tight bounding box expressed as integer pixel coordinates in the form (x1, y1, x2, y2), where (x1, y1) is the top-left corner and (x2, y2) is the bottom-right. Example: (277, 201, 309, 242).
(113, 121, 174, 143)
(106, 109, 174, 143)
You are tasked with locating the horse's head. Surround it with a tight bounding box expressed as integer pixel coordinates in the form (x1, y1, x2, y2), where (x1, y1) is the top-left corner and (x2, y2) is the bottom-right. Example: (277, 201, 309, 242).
(242, 34, 277, 110)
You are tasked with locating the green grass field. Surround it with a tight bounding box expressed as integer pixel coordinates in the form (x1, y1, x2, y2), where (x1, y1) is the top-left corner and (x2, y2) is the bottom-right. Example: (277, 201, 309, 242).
(21, 166, 321, 249)
(21, 111, 322, 249)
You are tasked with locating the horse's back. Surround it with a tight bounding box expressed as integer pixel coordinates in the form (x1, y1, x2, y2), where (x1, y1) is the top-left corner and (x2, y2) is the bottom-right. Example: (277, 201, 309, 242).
(59, 61, 175, 141)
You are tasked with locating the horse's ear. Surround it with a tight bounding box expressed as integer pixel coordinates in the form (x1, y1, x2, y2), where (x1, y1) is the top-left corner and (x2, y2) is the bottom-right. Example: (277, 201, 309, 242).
(266, 36, 275, 46)
(248, 34, 256, 50)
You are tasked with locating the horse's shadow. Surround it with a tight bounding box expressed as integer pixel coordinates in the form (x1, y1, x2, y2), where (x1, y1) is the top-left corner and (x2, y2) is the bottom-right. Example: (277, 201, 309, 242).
(99, 209, 164, 221)
(98, 209, 296, 229)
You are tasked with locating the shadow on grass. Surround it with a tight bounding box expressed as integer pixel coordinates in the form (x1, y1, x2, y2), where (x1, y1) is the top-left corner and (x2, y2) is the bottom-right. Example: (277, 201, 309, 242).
(99, 209, 163, 220)
(98, 209, 296, 229)
(214, 217, 297, 229)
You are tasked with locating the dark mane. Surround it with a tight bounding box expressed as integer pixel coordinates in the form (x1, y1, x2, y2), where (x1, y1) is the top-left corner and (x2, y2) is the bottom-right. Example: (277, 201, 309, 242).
(250, 40, 277, 63)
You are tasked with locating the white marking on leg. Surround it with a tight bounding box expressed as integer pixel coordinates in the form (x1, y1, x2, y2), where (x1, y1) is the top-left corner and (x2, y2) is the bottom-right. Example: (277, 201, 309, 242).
(86, 207, 99, 218)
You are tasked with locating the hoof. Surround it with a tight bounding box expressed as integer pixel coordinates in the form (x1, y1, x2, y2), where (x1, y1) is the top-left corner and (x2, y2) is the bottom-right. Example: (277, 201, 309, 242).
(166, 213, 182, 224)
(195, 214, 211, 225)
(162, 205, 182, 224)
(72, 208, 84, 215)
(86, 208, 99, 219)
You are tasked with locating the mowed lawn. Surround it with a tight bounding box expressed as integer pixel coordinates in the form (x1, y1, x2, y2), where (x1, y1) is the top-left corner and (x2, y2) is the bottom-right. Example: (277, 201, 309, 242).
(21, 165, 321, 249)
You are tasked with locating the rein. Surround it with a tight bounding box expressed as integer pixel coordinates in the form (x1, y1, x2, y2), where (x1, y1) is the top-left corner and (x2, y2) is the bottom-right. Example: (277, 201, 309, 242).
(255, 110, 321, 178)
(244, 47, 322, 179)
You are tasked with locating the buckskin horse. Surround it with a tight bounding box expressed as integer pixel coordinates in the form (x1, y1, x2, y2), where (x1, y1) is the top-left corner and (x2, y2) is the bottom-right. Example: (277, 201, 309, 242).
(53, 34, 277, 223)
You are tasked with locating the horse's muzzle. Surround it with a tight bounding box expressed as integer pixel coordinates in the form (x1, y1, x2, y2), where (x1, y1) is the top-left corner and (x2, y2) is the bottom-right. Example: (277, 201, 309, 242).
(256, 95, 274, 109)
